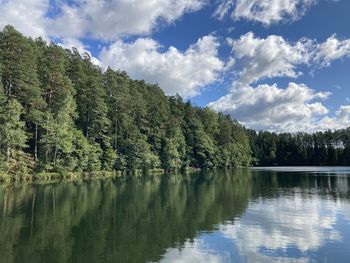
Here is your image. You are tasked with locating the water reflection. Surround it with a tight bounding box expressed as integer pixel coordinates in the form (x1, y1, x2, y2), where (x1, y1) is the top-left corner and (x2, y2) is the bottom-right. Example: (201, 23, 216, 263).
(159, 171, 350, 263)
(220, 196, 349, 262)
(0, 169, 350, 263)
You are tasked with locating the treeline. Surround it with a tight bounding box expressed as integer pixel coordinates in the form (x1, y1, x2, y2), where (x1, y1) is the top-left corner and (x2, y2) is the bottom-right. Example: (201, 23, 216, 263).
(2, 25, 350, 176)
(249, 129, 350, 166)
(0, 25, 251, 176)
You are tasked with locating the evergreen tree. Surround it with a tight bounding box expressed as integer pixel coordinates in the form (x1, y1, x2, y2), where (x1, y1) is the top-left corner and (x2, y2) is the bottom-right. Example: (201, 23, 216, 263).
(37, 43, 76, 170)
(0, 25, 46, 161)
(162, 125, 187, 170)
(0, 96, 28, 173)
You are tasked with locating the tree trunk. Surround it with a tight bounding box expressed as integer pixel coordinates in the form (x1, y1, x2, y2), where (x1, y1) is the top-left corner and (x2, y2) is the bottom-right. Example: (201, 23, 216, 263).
(53, 146, 58, 165)
(34, 124, 38, 162)
(6, 146, 10, 162)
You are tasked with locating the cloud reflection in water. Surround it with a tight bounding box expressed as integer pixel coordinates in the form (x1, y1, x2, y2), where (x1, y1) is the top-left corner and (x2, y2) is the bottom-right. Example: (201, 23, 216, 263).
(158, 192, 350, 263)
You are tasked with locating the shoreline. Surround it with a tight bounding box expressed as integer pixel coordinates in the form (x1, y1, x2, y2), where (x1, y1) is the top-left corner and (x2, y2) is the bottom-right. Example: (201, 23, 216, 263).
(0, 167, 205, 184)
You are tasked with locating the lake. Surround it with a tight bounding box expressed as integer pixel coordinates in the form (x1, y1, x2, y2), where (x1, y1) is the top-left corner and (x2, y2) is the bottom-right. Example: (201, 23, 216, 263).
(1, 167, 350, 263)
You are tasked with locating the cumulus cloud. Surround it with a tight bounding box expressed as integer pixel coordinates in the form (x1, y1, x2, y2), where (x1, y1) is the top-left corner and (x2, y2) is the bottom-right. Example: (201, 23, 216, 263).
(0, 0, 49, 39)
(229, 32, 312, 86)
(0, 0, 206, 40)
(99, 35, 224, 97)
(213, 0, 317, 26)
(210, 82, 331, 131)
(313, 35, 350, 68)
(209, 32, 350, 132)
(47, 0, 206, 40)
(313, 105, 350, 131)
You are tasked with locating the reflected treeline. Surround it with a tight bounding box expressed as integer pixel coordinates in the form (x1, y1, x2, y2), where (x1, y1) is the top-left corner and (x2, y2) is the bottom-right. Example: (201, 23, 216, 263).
(251, 170, 350, 200)
(0, 170, 252, 263)
(1, 170, 350, 263)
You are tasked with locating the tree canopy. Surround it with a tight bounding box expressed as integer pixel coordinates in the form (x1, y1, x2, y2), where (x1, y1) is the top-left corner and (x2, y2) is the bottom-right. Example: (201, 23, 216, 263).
(249, 129, 350, 166)
(0, 25, 251, 175)
(1, 26, 349, 176)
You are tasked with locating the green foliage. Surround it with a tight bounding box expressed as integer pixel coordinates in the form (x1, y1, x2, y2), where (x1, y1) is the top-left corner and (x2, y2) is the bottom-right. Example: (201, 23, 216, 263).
(102, 147, 117, 171)
(125, 135, 161, 172)
(162, 126, 187, 170)
(249, 129, 350, 166)
(0, 99, 27, 154)
(0, 96, 31, 175)
(6, 25, 349, 174)
(2, 25, 350, 176)
(70, 129, 102, 172)
(0, 26, 253, 175)
(0, 25, 46, 161)
(37, 43, 77, 170)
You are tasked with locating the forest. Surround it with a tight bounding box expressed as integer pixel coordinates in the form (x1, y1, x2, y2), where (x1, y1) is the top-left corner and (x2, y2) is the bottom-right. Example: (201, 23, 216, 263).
(0, 25, 251, 176)
(249, 129, 350, 166)
(0, 25, 349, 177)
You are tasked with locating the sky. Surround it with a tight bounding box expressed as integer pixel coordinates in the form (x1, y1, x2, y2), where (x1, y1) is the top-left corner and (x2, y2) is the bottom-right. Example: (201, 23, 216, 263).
(1, 0, 350, 132)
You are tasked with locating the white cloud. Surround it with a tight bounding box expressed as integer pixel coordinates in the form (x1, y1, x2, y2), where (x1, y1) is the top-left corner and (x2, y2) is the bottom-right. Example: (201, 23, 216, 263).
(313, 105, 350, 131)
(99, 35, 224, 97)
(209, 32, 350, 132)
(0, 0, 49, 39)
(209, 82, 331, 132)
(229, 32, 312, 86)
(313, 35, 350, 68)
(214, 0, 317, 26)
(0, 0, 206, 41)
(46, 0, 206, 40)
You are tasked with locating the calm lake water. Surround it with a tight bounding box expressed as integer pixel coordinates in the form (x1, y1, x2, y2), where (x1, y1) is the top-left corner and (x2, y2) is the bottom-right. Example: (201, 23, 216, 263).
(1, 168, 350, 263)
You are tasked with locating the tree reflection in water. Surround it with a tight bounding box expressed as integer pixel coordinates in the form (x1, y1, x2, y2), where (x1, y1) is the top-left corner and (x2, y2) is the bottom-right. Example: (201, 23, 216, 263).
(1, 169, 350, 263)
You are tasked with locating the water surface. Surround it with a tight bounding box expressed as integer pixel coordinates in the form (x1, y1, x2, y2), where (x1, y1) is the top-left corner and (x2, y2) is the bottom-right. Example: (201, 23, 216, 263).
(1, 168, 350, 262)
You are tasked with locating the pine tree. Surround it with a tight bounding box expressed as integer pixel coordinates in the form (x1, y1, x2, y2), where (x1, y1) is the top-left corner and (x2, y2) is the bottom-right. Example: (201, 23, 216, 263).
(0, 26, 259, 175)
(0, 25, 46, 162)
(103, 68, 130, 149)
(67, 51, 110, 141)
(37, 43, 76, 170)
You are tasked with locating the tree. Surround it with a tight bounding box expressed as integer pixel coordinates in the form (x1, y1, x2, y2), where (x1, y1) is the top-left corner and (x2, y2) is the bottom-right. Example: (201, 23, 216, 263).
(0, 25, 46, 161)
(67, 51, 110, 142)
(162, 125, 187, 170)
(1, 26, 263, 175)
(37, 43, 76, 170)
(125, 135, 160, 173)
(0, 97, 28, 173)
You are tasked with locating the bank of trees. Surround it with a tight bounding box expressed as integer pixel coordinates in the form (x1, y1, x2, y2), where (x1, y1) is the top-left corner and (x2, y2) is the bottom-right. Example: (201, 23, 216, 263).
(2, 26, 350, 175)
(0, 26, 251, 175)
(249, 129, 350, 166)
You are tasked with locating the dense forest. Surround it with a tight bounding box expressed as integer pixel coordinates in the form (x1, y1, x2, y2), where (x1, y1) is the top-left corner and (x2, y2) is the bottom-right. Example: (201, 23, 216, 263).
(249, 129, 350, 166)
(0, 25, 251, 176)
(0, 26, 350, 177)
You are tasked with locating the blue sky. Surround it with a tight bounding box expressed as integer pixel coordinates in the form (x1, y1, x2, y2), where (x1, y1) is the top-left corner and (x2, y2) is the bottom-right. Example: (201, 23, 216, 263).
(1, 0, 350, 132)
